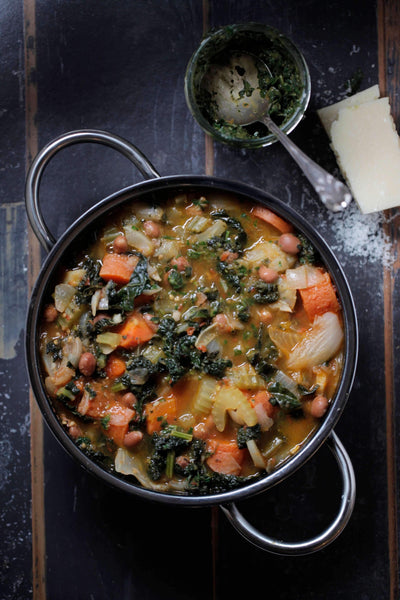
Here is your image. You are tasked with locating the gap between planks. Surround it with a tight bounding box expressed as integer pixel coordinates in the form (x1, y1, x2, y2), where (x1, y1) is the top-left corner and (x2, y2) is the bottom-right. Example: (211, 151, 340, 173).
(378, 1, 400, 600)
(23, 0, 47, 598)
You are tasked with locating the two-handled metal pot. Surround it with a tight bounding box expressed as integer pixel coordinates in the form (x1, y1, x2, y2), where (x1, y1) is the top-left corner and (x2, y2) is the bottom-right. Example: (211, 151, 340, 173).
(25, 130, 358, 555)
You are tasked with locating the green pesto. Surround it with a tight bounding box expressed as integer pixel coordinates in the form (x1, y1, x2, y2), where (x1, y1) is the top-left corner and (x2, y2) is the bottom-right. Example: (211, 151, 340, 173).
(195, 27, 303, 142)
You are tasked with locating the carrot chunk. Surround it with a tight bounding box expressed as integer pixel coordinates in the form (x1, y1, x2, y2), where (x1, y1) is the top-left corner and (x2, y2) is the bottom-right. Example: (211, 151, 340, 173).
(299, 272, 340, 321)
(99, 253, 139, 284)
(206, 441, 245, 476)
(252, 206, 293, 233)
(105, 355, 126, 379)
(145, 396, 178, 434)
(118, 312, 154, 348)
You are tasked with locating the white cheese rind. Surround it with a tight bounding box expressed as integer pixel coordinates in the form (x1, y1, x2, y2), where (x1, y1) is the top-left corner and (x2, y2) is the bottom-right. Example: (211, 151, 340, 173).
(317, 85, 380, 138)
(330, 97, 400, 213)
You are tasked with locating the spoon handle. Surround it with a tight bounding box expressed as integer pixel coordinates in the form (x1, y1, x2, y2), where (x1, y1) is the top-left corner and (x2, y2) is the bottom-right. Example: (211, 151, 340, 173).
(263, 116, 352, 212)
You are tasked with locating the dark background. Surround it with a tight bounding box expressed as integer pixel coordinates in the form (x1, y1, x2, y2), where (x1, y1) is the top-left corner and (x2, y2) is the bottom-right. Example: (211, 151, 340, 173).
(1, 1, 399, 599)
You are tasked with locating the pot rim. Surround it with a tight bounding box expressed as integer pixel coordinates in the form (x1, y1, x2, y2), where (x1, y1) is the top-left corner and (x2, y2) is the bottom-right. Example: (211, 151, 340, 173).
(26, 173, 358, 507)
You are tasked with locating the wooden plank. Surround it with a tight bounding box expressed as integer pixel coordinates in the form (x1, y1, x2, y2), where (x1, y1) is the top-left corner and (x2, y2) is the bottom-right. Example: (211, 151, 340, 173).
(23, 0, 47, 598)
(31, 3, 213, 598)
(378, 1, 400, 598)
(207, 1, 391, 599)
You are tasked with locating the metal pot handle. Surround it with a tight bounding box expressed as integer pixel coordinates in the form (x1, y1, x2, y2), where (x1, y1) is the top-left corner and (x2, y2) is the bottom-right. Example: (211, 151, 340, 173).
(25, 129, 160, 251)
(220, 432, 355, 555)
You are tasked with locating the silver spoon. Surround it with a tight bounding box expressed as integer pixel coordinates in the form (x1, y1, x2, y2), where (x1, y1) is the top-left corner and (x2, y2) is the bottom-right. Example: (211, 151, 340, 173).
(202, 54, 352, 212)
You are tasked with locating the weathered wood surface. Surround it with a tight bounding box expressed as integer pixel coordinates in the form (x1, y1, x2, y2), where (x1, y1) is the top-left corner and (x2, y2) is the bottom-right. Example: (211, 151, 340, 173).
(0, 1, 398, 598)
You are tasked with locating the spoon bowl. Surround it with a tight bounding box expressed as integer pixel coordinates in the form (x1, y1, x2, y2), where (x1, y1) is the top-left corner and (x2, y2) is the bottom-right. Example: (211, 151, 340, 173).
(201, 53, 272, 126)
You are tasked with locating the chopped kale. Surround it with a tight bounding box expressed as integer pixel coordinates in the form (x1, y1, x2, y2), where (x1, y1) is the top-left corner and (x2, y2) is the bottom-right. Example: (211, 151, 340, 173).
(210, 210, 247, 252)
(238, 79, 255, 98)
(249, 324, 278, 380)
(236, 297, 252, 322)
(46, 340, 63, 362)
(187, 469, 260, 495)
(268, 381, 302, 412)
(167, 268, 184, 290)
(250, 281, 279, 304)
(216, 260, 244, 293)
(65, 380, 80, 395)
(75, 256, 103, 305)
(101, 414, 111, 430)
(297, 234, 318, 265)
(298, 383, 319, 396)
(108, 254, 152, 312)
(237, 424, 261, 449)
(157, 316, 232, 384)
(75, 436, 113, 468)
(84, 384, 97, 398)
(148, 426, 193, 480)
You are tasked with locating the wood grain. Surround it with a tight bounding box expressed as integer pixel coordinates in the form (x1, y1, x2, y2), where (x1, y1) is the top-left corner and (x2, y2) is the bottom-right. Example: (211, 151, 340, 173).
(23, 0, 46, 598)
(378, 1, 400, 599)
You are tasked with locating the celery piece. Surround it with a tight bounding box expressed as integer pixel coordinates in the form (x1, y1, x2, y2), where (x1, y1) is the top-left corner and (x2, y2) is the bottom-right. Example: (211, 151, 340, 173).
(165, 450, 175, 479)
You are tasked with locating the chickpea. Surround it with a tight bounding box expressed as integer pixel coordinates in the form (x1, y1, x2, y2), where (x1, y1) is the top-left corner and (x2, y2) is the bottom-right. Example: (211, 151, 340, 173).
(278, 233, 301, 254)
(78, 352, 96, 377)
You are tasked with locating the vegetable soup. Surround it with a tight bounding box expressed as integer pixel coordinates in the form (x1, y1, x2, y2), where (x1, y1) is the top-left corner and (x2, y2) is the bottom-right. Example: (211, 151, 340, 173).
(40, 192, 344, 495)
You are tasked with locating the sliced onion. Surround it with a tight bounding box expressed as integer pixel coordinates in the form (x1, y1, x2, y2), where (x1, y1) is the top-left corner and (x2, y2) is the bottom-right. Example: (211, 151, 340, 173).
(243, 241, 296, 272)
(63, 268, 86, 287)
(91, 289, 102, 316)
(195, 323, 219, 350)
(129, 368, 149, 385)
(246, 439, 266, 469)
(206, 338, 222, 354)
(79, 311, 91, 344)
(148, 264, 162, 282)
(62, 336, 82, 368)
(123, 226, 154, 257)
(269, 276, 297, 313)
(285, 265, 326, 289)
(185, 215, 211, 233)
(134, 204, 164, 222)
(111, 313, 123, 325)
(54, 283, 75, 312)
(225, 313, 245, 331)
(154, 239, 180, 262)
(142, 286, 162, 296)
(192, 220, 227, 244)
(288, 312, 344, 370)
(269, 326, 302, 357)
(98, 284, 112, 310)
(273, 369, 300, 398)
(115, 448, 170, 491)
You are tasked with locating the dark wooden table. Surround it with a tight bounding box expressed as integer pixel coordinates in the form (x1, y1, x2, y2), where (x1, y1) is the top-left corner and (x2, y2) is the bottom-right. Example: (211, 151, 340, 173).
(1, 1, 399, 598)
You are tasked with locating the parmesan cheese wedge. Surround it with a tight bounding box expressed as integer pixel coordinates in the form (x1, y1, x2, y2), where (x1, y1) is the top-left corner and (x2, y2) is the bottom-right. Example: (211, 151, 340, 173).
(318, 85, 380, 138)
(329, 97, 400, 213)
